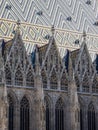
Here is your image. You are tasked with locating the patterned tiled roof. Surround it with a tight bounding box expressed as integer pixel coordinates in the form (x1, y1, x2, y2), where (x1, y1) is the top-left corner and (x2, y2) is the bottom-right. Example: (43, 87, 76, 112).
(0, 0, 98, 60)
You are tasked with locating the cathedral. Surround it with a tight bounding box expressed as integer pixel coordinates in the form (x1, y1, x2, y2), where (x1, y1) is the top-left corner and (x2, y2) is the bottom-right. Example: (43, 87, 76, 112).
(0, 23, 98, 130)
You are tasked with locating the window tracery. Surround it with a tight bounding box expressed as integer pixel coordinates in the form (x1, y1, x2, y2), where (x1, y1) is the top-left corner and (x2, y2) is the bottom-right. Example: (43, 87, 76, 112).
(20, 96, 30, 130)
(82, 73, 89, 92)
(41, 69, 47, 88)
(61, 70, 68, 91)
(26, 67, 34, 87)
(8, 95, 14, 130)
(88, 103, 96, 130)
(55, 98, 64, 130)
(15, 66, 23, 86)
(5, 64, 11, 85)
(92, 76, 98, 93)
(50, 69, 58, 89)
(44, 97, 51, 130)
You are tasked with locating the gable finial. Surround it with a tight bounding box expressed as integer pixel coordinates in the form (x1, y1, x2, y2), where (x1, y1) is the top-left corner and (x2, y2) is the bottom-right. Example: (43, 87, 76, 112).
(51, 25, 55, 37)
(83, 30, 86, 42)
(16, 19, 20, 31)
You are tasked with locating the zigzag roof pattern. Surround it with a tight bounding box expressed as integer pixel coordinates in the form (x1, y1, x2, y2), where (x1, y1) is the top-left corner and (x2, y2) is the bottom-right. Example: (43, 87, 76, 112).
(0, 0, 98, 60)
(0, 0, 98, 33)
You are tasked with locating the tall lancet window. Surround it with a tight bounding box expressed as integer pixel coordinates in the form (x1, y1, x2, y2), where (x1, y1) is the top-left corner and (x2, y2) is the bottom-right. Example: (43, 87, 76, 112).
(26, 67, 34, 87)
(5, 64, 11, 84)
(15, 66, 23, 86)
(82, 73, 89, 92)
(55, 98, 64, 130)
(44, 97, 51, 130)
(8, 95, 14, 130)
(61, 70, 68, 91)
(50, 69, 58, 89)
(80, 107, 83, 130)
(20, 96, 30, 130)
(41, 69, 47, 88)
(88, 103, 96, 130)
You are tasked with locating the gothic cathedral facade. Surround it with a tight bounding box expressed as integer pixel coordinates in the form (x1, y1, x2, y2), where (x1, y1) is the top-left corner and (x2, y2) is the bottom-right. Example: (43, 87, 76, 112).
(0, 27, 98, 130)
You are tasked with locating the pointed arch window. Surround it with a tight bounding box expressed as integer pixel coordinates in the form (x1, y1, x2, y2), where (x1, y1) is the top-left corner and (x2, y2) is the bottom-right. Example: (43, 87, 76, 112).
(88, 103, 96, 130)
(41, 69, 47, 88)
(8, 95, 14, 130)
(80, 107, 83, 130)
(26, 68, 34, 87)
(20, 96, 30, 130)
(61, 70, 68, 91)
(44, 97, 51, 130)
(82, 73, 89, 92)
(5, 64, 11, 85)
(15, 66, 23, 86)
(50, 69, 58, 89)
(79, 99, 84, 130)
(55, 98, 64, 130)
(92, 76, 98, 93)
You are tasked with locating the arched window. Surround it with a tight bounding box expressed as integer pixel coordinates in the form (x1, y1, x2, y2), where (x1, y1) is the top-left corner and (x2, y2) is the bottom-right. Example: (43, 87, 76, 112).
(20, 96, 30, 130)
(88, 103, 96, 130)
(79, 98, 85, 130)
(80, 107, 83, 130)
(44, 97, 51, 130)
(92, 76, 98, 93)
(55, 98, 64, 130)
(8, 95, 14, 130)
(5, 64, 11, 85)
(41, 69, 47, 88)
(61, 70, 68, 91)
(26, 67, 34, 87)
(82, 73, 89, 92)
(50, 69, 58, 89)
(15, 66, 23, 86)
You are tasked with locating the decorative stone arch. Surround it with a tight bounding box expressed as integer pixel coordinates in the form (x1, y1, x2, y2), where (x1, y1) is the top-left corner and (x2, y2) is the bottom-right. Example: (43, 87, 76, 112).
(60, 68, 68, 91)
(75, 73, 80, 91)
(14, 64, 24, 86)
(20, 92, 33, 109)
(88, 102, 96, 130)
(50, 67, 58, 89)
(44, 95, 52, 108)
(78, 96, 86, 130)
(7, 90, 18, 130)
(92, 75, 98, 93)
(82, 72, 89, 92)
(20, 95, 31, 130)
(44, 95, 52, 130)
(55, 97, 65, 130)
(26, 66, 34, 87)
(41, 68, 47, 88)
(78, 96, 86, 109)
(8, 90, 18, 106)
(5, 63, 12, 85)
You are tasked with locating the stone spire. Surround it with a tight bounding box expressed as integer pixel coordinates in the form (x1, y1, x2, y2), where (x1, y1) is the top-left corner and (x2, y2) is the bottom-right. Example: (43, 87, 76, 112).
(16, 19, 20, 31)
(82, 30, 86, 42)
(51, 25, 55, 37)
